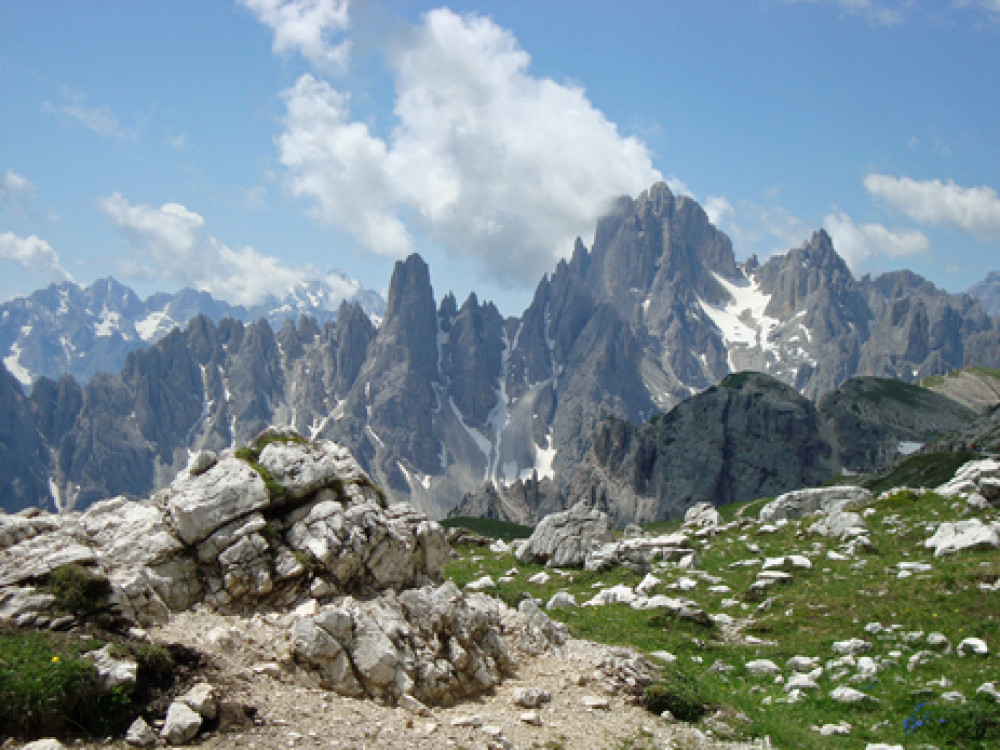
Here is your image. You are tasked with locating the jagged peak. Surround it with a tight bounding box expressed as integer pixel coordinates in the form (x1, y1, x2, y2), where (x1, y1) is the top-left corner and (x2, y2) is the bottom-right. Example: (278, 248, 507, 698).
(384, 253, 434, 322)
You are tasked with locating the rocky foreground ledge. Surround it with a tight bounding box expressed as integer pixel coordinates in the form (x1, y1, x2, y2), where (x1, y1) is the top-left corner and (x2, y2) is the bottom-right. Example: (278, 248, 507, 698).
(0, 430, 572, 743)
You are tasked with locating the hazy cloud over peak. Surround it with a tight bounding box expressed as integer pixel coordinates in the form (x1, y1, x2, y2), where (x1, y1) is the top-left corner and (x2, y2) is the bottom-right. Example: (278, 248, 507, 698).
(823, 210, 929, 270)
(274, 8, 661, 287)
(99, 191, 342, 306)
(0, 232, 73, 283)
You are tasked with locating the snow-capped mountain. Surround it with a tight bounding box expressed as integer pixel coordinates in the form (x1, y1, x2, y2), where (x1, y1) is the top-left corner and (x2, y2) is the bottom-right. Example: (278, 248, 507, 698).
(0, 274, 385, 386)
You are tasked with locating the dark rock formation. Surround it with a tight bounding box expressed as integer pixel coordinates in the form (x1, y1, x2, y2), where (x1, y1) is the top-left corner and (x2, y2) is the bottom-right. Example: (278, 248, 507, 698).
(566, 372, 839, 525)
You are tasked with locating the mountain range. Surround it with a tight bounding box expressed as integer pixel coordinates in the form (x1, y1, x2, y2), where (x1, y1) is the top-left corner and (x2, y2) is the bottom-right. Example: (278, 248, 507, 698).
(1, 181, 998, 519)
(0, 273, 385, 387)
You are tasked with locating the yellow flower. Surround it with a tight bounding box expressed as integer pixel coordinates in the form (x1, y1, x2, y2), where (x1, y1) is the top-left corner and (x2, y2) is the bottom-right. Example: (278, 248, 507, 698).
(51, 656, 60, 663)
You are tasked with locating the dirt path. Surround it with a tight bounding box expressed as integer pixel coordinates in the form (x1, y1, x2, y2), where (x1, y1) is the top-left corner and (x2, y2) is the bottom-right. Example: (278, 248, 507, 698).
(75, 609, 771, 750)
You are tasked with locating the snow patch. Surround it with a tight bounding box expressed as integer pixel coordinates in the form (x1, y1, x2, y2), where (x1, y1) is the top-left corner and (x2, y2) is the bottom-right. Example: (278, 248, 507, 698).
(4, 342, 32, 386)
(397, 461, 432, 491)
(93, 305, 122, 338)
(366, 425, 385, 448)
(698, 270, 779, 367)
(519, 429, 557, 482)
(449, 397, 491, 459)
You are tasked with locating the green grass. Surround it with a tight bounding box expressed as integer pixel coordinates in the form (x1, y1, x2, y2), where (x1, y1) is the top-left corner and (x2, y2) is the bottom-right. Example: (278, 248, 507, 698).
(0, 628, 181, 740)
(445, 480, 1000, 749)
(439, 516, 533, 541)
(861, 450, 976, 494)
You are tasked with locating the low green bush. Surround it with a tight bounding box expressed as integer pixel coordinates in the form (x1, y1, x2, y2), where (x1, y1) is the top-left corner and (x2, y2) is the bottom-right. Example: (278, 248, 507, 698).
(42, 563, 111, 619)
(642, 667, 712, 722)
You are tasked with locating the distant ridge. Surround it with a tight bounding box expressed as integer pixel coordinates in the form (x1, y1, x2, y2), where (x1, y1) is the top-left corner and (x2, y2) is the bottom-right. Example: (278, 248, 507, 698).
(0, 274, 385, 386)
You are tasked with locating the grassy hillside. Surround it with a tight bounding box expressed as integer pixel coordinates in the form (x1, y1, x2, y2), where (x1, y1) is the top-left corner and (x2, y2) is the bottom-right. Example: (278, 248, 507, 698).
(446, 481, 1000, 748)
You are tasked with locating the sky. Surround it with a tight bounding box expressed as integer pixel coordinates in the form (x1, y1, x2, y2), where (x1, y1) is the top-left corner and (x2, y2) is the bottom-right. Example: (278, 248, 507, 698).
(1, 0, 999, 317)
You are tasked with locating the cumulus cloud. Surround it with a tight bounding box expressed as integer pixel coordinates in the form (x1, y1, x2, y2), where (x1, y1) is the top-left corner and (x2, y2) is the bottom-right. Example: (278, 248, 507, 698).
(275, 8, 661, 286)
(99, 192, 346, 306)
(823, 210, 929, 270)
(239, 0, 351, 74)
(864, 174, 1000, 238)
(0, 231, 73, 283)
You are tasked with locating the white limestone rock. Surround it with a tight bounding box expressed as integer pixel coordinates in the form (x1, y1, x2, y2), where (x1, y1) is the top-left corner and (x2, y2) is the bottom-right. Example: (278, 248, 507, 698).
(958, 637, 989, 657)
(545, 591, 577, 610)
(515, 502, 613, 568)
(179, 682, 218, 720)
(161, 700, 203, 744)
(82, 644, 137, 690)
(758, 486, 872, 524)
(745, 659, 781, 677)
(258, 438, 368, 501)
(125, 716, 158, 747)
(830, 685, 872, 703)
(832, 638, 872, 655)
(924, 519, 999, 557)
(808, 510, 867, 539)
(684, 501, 722, 529)
(166, 457, 270, 545)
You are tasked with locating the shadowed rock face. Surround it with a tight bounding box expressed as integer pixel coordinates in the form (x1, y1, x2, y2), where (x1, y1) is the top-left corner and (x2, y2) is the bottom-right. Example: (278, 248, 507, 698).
(566, 373, 839, 526)
(0, 363, 49, 512)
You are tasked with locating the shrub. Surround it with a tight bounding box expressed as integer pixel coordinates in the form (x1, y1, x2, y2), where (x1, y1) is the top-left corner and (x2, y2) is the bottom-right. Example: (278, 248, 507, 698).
(42, 563, 111, 619)
(642, 668, 711, 722)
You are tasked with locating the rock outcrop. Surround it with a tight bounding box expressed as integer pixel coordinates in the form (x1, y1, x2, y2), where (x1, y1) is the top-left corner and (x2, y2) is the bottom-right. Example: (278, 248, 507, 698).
(0, 433, 559, 709)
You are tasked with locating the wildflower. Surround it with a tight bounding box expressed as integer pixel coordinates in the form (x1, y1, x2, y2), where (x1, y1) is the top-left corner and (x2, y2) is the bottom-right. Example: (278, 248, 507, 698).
(51, 656, 60, 664)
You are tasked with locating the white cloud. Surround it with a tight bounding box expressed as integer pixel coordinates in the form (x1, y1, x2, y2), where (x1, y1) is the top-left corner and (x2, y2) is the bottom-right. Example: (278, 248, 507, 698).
(864, 174, 1000, 238)
(0, 169, 35, 210)
(704, 196, 734, 227)
(99, 192, 338, 306)
(46, 87, 130, 140)
(63, 102, 125, 139)
(783, 0, 905, 26)
(823, 210, 929, 270)
(0, 231, 73, 283)
(239, 0, 351, 74)
(276, 9, 661, 286)
(727, 201, 809, 257)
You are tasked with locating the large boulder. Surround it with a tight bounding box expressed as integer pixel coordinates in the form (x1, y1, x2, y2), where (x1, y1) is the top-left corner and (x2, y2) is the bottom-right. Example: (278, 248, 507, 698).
(515, 502, 613, 568)
(936, 458, 1000, 501)
(924, 519, 1000, 557)
(758, 486, 872, 525)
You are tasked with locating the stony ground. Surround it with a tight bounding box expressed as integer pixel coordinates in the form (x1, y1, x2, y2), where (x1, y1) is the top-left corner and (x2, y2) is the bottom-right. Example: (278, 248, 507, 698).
(74, 610, 768, 750)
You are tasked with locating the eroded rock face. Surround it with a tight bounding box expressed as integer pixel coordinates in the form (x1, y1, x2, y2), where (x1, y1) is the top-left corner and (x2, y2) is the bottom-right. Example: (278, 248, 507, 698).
(292, 582, 514, 706)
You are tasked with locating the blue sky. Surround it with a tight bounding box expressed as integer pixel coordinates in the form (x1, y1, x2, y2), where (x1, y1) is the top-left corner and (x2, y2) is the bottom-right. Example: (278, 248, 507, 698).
(1, 0, 999, 316)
